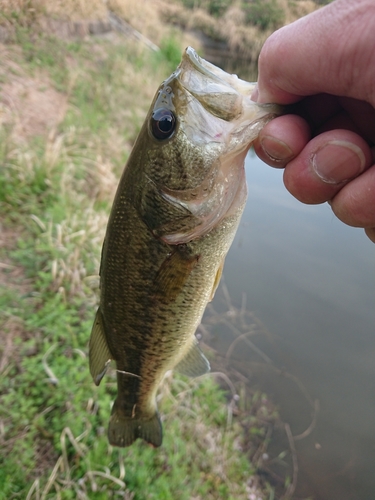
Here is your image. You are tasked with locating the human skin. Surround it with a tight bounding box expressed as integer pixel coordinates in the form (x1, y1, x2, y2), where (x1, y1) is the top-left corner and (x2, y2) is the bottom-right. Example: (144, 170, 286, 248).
(252, 0, 375, 243)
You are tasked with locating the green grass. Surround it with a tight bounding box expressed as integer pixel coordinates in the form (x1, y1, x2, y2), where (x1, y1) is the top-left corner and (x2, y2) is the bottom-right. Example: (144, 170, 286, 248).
(0, 28, 277, 500)
(242, 0, 285, 31)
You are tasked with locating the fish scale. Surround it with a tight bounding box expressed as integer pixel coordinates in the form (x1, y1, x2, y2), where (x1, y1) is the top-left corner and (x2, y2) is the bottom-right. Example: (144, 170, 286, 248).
(89, 47, 282, 447)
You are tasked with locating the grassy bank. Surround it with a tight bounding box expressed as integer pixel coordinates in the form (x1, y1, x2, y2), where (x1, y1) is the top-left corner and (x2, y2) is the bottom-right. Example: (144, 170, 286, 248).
(0, 0, 328, 73)
(0, 22, 283, 500)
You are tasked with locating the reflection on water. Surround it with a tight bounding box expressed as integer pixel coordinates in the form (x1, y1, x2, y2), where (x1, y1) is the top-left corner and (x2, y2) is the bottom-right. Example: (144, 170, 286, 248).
(207, 152, 375, 500)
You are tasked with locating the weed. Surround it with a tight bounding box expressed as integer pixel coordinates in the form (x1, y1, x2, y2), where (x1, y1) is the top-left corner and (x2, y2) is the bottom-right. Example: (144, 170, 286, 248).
(160, 36, 183, 70)
(242, 0, 285, 31)
(149, 34, 183, 73)
(179, 0, 232, 17)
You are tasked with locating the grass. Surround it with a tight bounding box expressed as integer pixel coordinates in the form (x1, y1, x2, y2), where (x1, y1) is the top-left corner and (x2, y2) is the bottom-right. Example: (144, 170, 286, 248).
(0, 0, 321, 72)
(0, 24, 281, 500)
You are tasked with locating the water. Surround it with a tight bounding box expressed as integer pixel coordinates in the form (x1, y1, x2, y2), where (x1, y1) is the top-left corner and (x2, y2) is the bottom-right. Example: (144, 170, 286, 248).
(210, 152, 375, 500)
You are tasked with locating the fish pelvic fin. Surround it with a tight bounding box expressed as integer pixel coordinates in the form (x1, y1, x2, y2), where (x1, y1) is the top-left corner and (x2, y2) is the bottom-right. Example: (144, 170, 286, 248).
(175, 339, 210, 378)
(89, 307, 112, 386)
(154, 246, 200, 301)
(108, 404, 163, 448)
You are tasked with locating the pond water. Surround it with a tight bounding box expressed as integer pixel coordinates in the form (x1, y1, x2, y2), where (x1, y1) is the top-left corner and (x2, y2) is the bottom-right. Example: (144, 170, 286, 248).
(209, 152, 375, 500)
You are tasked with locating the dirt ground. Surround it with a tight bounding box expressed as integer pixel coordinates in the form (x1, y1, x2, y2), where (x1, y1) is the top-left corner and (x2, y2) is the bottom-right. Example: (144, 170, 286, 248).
(0, 45, 67, 140)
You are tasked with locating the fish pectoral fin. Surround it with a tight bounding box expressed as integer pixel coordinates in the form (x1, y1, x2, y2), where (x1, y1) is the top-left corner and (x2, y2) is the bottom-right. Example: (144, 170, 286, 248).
(209, 259, 224, 302)
(154, 247, 200, 301)
(175, 340, 210, 377)
(108, 403, 162, 448)
(89, 308, 113, 386)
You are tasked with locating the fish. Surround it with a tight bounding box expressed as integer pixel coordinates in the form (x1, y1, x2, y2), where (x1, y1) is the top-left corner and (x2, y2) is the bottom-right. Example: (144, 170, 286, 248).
(89, 46, 282, 448)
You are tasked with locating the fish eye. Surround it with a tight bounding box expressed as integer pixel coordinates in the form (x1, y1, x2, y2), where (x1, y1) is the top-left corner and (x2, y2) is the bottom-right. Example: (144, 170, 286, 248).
(151, 108, 176, 140)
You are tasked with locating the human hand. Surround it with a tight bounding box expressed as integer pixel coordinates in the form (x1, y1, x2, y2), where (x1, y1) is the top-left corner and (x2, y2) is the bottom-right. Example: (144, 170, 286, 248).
(252, 0, 375, 243)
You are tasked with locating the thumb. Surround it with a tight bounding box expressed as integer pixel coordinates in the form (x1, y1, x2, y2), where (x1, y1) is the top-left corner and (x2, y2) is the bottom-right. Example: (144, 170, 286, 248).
(257, 0, 375, 106)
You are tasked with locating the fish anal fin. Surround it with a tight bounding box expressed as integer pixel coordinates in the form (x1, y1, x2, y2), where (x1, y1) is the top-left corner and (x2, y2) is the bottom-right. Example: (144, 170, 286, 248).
(108, 404, 162, 448)
(210, 259, 224, 302)
(89, 308, 112, 386)
(154, 247, 200, 301)
(175, 339, 210, 377)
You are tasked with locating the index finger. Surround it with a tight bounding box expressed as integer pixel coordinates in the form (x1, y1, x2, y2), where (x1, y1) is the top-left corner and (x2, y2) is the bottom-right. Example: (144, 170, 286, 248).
(256, 0, 375, 106)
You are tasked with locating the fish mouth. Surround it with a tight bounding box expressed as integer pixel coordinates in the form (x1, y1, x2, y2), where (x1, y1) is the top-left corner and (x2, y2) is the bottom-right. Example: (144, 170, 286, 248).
(176, 47, 281, 128)
(150, 47, 253, 148)
(182, 46, 256, 97)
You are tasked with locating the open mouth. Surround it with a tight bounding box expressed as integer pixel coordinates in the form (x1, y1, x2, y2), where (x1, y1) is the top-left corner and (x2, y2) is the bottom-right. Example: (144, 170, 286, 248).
(181, 47, 257, 98)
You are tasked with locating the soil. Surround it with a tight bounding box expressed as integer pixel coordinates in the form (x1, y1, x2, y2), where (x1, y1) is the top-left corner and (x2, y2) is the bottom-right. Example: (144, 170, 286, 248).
(0, 45, 67, 140)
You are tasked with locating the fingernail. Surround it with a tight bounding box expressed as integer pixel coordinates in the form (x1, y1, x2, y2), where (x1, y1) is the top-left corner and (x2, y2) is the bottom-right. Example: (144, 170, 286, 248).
(312, 141, 366, 184)
(260, 135, 294, 162)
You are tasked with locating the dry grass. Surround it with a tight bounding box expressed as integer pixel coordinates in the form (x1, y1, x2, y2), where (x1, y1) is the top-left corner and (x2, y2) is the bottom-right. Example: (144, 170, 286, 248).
(282, 0, 320, 23)
(0, 0, 321, 62)
(0, 0, 188, 48)
(109, 0, 167, 43)
(222, 6, 267, 58)
(159, 0, 319, 65)
(0, 0, 108, 21)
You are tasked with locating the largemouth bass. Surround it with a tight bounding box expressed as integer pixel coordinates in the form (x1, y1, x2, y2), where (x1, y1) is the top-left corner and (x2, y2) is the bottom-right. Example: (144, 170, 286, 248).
(89, 47, 281, 448)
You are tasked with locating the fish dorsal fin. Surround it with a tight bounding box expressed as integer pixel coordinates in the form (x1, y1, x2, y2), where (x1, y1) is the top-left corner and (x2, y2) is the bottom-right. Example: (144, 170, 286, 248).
(89, 307, 113, 386)
(175, 339, 210, 377)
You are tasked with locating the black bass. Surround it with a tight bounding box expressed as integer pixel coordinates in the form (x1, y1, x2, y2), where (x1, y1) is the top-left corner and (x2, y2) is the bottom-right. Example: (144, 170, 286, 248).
(89, 47, 281, 447)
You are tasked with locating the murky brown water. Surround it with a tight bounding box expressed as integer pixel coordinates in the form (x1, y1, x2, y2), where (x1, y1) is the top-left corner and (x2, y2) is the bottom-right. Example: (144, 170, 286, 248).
(207, 152, 375, 500)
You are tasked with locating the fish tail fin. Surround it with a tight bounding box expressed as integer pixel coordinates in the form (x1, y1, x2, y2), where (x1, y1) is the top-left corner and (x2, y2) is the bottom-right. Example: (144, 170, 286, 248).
(108, 403, 163, 448)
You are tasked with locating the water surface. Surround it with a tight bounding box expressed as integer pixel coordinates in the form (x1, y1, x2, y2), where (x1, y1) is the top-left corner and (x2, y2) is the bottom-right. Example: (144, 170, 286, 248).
(210, 152, 375, 500)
